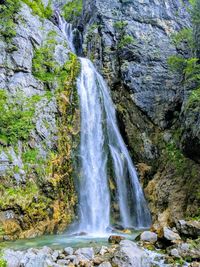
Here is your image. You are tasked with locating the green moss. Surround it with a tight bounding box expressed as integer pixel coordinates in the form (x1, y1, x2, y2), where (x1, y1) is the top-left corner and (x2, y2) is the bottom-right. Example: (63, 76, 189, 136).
(0, 182, 39, 210)
(22, 0, 53, 19)
(0, 258, 7, 267)
(52, 52, 80, 200)
(26, 195, 51, 221)
(165, 142, 187, 174)
(0, 90, 41, 145)
(31, 31, 80, 220)
(22, 148, 39, 164)
(61, 0, 82, 22)
(0, 0, 21, 42)
(174, 258, 185, 266)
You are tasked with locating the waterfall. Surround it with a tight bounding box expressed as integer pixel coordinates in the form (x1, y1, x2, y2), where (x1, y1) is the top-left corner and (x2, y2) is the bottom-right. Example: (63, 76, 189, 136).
(77, 58, 110, 234)
(57, 15, 151, 234)
(57, 13, 76, 53)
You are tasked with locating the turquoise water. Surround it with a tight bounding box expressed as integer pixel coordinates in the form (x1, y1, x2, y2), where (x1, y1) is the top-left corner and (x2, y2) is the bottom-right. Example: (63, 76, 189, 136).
(2, 231, 140, 251)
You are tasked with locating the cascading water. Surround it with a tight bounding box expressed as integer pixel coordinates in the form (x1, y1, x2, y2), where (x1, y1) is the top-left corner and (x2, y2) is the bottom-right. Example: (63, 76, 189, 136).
(77, 58, 110, 234)
(57, 13, 76, 53)
(58, 15, 151, 234)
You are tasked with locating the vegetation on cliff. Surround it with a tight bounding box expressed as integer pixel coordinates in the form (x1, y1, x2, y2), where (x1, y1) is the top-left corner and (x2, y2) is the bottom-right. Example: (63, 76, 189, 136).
(0, 0, 80, 240)
(168, 0, 200, 105)
(0, 0, 21, 42)
(0, 0, 53, 43)
(22, 0, 53, 19)
(0, 91, 41, 145)
(61, 0, 82, 22)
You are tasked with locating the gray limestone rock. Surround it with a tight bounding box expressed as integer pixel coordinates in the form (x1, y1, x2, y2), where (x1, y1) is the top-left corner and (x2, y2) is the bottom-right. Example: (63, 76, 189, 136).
(140, 231, 158, 243)
(64, 247, 74, 256)
(176, 220, 200, 238)
(75, 247, 95, 260)
(99, 262, 112, 267)
(163, 227, 181, 242)
(112, 240, 150, 267)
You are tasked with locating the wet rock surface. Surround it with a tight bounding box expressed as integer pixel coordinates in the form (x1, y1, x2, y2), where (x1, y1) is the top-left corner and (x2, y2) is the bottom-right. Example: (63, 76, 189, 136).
(3, 237, 200, 267)
(112, 240, 149, 267)
(138, 227, 200, 266)
(0, 1, 79, 240)
(79, 0, 200, 227)
(176, 220, 200, 239)
(140, 231, 158, 244)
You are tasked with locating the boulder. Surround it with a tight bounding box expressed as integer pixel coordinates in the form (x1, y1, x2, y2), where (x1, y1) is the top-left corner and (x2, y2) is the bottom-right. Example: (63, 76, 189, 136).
(108, 235, 125, 244)
(66, 255, 77, 261)
(168, 242, 200, 261)
(163, 227, 181, 242)
(140, 231, 158, 243)
(169, 248, 181, 259)
(99, 246, 108, 255)
(18, 250, 48, 267)
(3, 249, 25, 267)
(52, 250, 59, 261)
(176, 220, 200, 239)
(64, 247, 74, 256)
(99, 262, 112, 267)
(93, 256, 104, 265)
(57, 259, 70, 265)
(75, 247, 94, 260)
(40, 246, 52, 255)
(112, 240, 150, 267)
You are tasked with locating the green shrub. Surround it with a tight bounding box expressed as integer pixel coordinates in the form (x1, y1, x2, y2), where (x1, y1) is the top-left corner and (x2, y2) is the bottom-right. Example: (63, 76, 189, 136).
(62, 0, 82, 22)
(119, 34, 135, 48)
(0, 0, 21, 42)
(114, 20, 135, 49)
(33, 32, 80, 93)
(168, 56, 200, 82)
(0, 258, 7, 267)
(0, 90, 40, 145)
(22, 0, 53, 19)
(184, 57, 200, 81)
(33, 35, 58, 83)
(171, 28, 193, 50)
(187, 87, 200, 106)
(114, 21, 128, 30)
(168, 55, 186, 72)
(168, 0, 200, 105)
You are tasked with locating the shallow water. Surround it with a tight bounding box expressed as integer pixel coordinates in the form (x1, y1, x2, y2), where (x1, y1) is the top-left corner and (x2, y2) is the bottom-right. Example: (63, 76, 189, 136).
(1, 231, 140, 251)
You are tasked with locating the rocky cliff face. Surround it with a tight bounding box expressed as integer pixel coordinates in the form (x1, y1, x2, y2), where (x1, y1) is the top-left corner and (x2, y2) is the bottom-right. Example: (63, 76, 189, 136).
(0, 0, 199, 242)
(0, 1, 80, 240)
(79, 0, 200, 227)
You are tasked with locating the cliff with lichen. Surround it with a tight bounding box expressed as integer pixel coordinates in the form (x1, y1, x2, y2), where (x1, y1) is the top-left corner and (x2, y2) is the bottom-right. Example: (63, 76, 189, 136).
(0, 0, 200, 242)
(0, 0, 80, 240)
(76, 0, 200, 229)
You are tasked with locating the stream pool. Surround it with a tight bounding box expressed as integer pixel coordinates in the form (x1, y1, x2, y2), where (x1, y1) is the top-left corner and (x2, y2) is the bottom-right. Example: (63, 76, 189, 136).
(1, 231, 140, 250)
